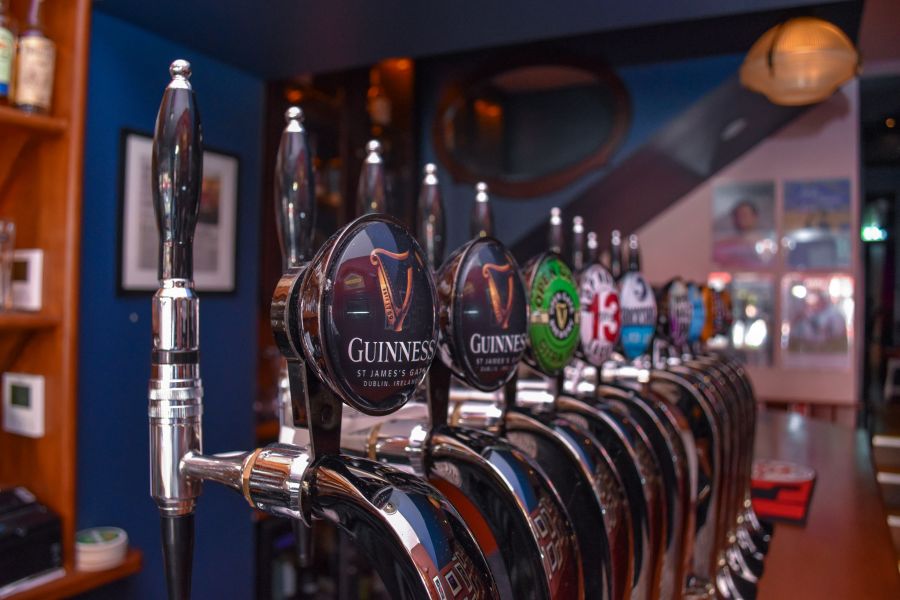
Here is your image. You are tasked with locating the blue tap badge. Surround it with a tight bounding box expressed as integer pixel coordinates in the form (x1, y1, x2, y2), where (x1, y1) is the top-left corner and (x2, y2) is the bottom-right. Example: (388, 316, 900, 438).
(618, 271, 657, 360)
(687, 283, 706, 344)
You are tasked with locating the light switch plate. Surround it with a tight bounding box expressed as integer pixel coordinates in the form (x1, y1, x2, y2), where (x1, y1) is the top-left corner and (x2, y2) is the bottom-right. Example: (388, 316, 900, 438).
(11, 249, 43, 311)
(3, 372, 45, 438)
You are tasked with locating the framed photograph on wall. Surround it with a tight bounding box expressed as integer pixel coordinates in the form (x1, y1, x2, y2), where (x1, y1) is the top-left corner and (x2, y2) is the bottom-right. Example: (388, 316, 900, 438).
(782, 178, 851, 270)
(780, 273, 853, 370)
(711, 180, 777, 268)
(118, 130, 238, 292)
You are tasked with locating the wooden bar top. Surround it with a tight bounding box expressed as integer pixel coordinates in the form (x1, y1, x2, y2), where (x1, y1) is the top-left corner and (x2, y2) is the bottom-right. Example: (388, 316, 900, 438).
(755, 411, 900, 598)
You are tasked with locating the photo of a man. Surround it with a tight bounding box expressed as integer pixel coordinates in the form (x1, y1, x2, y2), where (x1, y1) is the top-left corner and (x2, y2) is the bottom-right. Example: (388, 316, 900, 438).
(712, 181, 777, 267)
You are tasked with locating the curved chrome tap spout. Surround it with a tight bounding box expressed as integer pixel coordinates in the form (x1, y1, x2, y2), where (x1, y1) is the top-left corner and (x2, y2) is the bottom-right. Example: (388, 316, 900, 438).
(310, 454, 497, 600)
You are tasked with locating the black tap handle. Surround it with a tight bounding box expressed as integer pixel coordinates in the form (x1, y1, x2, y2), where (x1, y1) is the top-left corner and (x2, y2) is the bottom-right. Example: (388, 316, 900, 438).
(417, 163, 445, 267)
(586, 231, 599, 266)
(152, 59, 203, 281)
(609, 229, 623, 280)
(357, 140, 386, 215)
(571, 216, 585, 272)
(627, 234, 641, 272)
(548, 207, 563, 255)
(161, 514, 194, 600)
(275, 107, 316, 270)
(470, 182, 494, 239)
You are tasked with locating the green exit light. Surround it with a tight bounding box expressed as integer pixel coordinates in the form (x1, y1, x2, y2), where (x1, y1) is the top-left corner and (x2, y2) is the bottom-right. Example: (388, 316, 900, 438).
(861, 224, 888, 242)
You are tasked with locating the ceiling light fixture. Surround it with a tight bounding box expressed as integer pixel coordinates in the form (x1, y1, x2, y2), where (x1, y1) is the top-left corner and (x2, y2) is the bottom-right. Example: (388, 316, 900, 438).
(740, 17, 859, 106)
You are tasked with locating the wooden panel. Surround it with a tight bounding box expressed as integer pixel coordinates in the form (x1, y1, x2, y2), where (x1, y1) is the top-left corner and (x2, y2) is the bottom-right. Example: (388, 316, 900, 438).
(756, 411, 900, 598)
(0, 0, 95, 582)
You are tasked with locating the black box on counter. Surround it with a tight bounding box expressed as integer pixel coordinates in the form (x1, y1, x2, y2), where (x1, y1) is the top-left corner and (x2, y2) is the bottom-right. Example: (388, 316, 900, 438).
(0, 487, 62, 588)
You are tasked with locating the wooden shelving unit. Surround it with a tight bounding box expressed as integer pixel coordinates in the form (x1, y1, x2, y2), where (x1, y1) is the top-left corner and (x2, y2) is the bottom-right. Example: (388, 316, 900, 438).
(6, 549, 143, 600)
(0, 0, 141, 597)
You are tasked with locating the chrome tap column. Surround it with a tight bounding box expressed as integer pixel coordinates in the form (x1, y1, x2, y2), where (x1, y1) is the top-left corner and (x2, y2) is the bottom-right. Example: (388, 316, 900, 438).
(148, 59, 203, 600)
(148, 61, 497, 600)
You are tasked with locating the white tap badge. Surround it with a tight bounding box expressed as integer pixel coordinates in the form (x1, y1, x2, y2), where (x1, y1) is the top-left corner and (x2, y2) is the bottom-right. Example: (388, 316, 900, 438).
(619, 271, 657, 360)
(578, 264, 620, 365)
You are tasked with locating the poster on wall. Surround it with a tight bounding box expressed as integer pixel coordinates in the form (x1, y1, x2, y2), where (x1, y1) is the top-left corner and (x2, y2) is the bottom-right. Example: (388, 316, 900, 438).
(780, 273, 853, 370)
(712, 181, 777, 268)
(782, 178, 852, 269)
(731, 273, 774, 367)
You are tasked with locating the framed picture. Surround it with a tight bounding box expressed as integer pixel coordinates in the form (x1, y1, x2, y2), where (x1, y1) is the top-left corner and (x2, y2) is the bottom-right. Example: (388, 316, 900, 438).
(783, 178, 852, 270)
(711, 180, 777, 268)
(118, 130, 238, 292)
(780, 273, 853, 370)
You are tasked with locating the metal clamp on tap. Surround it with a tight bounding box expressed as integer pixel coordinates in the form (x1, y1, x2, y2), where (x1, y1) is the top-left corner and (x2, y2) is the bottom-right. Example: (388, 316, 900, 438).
(148, 60, 498, 600)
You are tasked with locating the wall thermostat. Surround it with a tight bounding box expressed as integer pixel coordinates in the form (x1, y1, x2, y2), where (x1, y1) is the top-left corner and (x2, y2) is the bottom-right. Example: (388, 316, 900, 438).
(3, 373, 45, 438)
(11, 249, 43, 312)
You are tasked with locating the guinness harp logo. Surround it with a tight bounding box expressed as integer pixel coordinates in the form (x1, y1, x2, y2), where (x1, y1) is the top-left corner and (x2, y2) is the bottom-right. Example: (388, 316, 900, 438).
(555, 301, 569, 330)
(482, 262, 515, 329)
(370, 248, 413, 332)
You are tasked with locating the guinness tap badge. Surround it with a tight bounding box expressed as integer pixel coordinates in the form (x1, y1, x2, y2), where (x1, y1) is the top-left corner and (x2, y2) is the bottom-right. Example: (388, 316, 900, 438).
(482, 262, 515, 330)
(437, 238, 527, 391)
(370, 248, 413, 332)
(298, 215, 438, 415)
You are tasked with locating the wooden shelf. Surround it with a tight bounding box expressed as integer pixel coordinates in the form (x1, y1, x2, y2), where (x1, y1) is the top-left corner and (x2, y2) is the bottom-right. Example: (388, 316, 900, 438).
(0, 312, 59, 331)
(6, 548, 142, 600)
(0, 106, 67, 135)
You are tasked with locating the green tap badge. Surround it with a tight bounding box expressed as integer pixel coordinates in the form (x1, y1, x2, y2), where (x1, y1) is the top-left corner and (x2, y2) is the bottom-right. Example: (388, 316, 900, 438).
(527, 254, 580, 374)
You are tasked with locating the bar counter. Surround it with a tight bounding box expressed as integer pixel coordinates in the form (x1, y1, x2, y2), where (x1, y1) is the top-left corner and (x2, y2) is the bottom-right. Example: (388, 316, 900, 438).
(755, 411, 900, 598)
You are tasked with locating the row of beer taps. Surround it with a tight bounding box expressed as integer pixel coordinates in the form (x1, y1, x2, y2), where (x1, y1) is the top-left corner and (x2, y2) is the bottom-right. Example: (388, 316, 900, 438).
(148, 60, 771, 600)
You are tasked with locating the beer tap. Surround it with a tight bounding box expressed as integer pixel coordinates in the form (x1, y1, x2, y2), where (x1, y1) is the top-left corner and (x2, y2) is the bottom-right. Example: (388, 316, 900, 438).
(149, 60, 499, 600)
(679, 286, 769, 597)
(562, 223, 698, 600)
(471, 182, 494, 239)
(272, 105, 317, 592)
(452, 206, 647, 600)
(417, 163, 444, 268)
(148, 58, 203, 600)
(357, 139, 386, 215)
(343, 177, 585, 600)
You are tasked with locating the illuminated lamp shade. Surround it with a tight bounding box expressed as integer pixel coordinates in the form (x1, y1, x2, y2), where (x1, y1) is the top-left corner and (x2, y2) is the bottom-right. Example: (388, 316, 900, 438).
(740, 17, 859, 106)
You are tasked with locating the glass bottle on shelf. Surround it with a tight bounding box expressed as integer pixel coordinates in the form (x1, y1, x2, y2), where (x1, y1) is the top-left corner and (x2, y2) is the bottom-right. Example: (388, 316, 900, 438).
(14, 0, 55, 114)
(0, 0, 15, 105)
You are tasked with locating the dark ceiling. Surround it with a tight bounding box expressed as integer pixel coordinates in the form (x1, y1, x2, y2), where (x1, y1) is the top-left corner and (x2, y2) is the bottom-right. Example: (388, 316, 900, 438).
(93, 0, 861, 79)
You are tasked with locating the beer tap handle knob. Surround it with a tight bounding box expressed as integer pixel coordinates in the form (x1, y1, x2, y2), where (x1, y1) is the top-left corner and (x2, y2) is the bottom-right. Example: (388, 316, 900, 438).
(471, 182, 494, 239)
(417, 163, 445, 268)
(357, 139, 386, 215)
(609, 229, 622, 280)
(627, 234, 641, 272)
(152, 59, 203, 281)
(571, 216, 585, 272)
(275, 106, 316, 270)
(548, 207, 563, 255)
(586, 231, 599, 266)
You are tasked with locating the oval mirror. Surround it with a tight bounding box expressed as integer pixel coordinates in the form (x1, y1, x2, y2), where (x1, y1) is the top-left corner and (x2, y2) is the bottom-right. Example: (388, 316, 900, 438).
(433, 59, 631, 197)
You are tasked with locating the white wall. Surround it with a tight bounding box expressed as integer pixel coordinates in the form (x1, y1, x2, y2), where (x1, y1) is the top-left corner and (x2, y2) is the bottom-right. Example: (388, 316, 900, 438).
(637, 81, 861, 406)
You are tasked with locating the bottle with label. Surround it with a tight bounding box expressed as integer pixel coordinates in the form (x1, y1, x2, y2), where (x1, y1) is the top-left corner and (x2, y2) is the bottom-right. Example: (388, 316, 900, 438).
(14, 0, 55, 114)
(0, 0, 15, 105)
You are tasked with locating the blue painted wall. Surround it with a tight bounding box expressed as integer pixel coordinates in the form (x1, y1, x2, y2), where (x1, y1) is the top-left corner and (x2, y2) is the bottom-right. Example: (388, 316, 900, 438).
(417, 53, 744, 250)
(77, 12, 262, 599)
